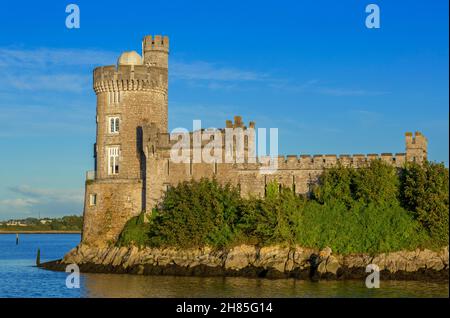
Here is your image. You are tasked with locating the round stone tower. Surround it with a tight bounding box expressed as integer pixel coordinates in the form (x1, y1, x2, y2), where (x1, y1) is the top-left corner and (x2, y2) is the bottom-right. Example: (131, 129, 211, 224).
(93, 35, 169, 180)
(82, 35, 169, 245)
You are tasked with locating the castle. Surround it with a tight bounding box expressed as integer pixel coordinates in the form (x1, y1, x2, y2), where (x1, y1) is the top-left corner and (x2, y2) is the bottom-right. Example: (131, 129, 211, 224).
(81, 35, 428, 246)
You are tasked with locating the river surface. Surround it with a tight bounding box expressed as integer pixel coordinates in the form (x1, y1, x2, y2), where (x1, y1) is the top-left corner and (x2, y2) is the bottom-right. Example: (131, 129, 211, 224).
(0, 234, 448, 298)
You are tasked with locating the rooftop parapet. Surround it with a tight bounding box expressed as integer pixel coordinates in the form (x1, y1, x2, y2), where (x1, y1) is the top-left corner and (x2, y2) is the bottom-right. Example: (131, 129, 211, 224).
(93, 64, 168, 93)
(405, 131, 428, 145)
(224, 115, 255, 129)
(143, 35, 169, 53)
(143, 124, 413, 169)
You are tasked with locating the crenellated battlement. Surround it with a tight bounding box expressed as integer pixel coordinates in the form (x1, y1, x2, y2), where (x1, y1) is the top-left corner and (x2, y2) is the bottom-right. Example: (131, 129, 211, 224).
(93, 64, 168, 94)
(232, 152, 407, 170)
(225, 116, 256, 129)
(141, 116, 413, 170)
(405, 131, 428, 162)
(143, 35, 169, 53)
(142, 35, 169, 68)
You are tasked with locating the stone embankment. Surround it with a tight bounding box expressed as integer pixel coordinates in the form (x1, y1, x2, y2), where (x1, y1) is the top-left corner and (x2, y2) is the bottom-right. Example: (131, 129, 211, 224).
(41, 244, 449, 281)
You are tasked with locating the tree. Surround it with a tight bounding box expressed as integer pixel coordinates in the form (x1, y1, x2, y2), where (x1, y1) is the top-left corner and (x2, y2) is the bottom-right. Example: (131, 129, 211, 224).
(352, 159, 399, 206)
(400, 161, 449, 245)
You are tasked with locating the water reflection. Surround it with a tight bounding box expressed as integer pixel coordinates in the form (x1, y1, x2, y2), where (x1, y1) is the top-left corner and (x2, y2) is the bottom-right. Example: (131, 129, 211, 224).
(82, 273, 449, 298)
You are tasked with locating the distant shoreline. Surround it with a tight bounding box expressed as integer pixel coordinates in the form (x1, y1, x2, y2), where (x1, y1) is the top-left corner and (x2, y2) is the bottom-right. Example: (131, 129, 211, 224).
(0, 230, 81, 234)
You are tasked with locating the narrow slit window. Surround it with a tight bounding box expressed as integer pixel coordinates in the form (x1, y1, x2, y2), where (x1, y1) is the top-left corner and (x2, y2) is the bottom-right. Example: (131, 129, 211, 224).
(107, 146, 120, 175)
(89, 194, 97, 206)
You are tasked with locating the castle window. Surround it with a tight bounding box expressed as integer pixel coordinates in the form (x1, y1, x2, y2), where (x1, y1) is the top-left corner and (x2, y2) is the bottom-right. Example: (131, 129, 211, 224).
(108, 117, 120, 134)
(108, 91, 121, 105)
(107, 146, 120, 175)
(89, 194, 97, 206)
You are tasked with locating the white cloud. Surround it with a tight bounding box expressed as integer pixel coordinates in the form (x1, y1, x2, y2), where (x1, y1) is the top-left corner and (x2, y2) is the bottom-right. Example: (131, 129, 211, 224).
(0, 47, 116, 93)
(171, 61, 268, 82)
(268, 79, 388, 96)
(0, 47, 117, 68)
(315, 87, 388, 97)
(4, 74, 89, 92)
(8, 185, 84, 203)
(0, 185, 84, 219)
(0, 198, 40, 208)
(0, 47, 270, 93)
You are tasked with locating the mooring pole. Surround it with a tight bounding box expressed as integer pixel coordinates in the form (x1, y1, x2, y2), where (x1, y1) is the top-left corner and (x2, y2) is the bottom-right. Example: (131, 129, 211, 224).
(36, 248, 41, 267)
(16, 233, 19, 245)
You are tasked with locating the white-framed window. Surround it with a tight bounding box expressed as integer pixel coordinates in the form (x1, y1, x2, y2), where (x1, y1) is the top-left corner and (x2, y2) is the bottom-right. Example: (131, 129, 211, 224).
(108, 116, 120, 134)
(89, 194, 97, 206)
(108, 91, 121, 105)
(107, 146, 120, 175)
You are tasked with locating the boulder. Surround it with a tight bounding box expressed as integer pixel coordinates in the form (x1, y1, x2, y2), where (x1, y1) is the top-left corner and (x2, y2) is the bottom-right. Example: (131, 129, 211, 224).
(224, 245, 256, 270)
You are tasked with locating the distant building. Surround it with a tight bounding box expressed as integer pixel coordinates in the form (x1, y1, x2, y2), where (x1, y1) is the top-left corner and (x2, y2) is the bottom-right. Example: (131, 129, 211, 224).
(6, 220, 27, 227)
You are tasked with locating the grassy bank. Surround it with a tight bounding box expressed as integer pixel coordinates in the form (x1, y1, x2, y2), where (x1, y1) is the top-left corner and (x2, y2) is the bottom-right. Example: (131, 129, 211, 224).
(118, 160, 449, 254)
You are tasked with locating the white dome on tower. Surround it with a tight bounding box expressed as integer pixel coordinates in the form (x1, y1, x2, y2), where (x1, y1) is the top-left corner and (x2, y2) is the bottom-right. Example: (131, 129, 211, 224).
(117, 51, 142, 65)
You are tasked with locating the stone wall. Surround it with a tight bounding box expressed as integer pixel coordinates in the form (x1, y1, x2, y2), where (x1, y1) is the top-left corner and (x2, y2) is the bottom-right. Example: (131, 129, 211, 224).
(82, 179, 143, 246)
(45, 244, 448, 281)
(141, 120, 423, 207)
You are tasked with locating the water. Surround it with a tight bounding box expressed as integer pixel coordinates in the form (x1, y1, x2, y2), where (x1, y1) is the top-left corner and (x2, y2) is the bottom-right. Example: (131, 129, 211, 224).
(0, 234, 448, 298)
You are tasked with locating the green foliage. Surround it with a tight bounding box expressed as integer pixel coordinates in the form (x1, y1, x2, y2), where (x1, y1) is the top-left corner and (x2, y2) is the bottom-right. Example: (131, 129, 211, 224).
(239, 183, 304, 245)
(313, 163, 354, 207)
(117, 213, 151, 247)
(295, 201, 427, 254)
(147, 179, 242, 248)
(353, 160, 399, 205)
(117, 160, 448, 254)
(313, 160, 399, 206)
(400, 161, 449, 246)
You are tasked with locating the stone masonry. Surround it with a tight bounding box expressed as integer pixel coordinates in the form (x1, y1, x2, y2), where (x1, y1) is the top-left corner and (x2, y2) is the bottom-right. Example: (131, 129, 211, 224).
(81, 35, 428, 246)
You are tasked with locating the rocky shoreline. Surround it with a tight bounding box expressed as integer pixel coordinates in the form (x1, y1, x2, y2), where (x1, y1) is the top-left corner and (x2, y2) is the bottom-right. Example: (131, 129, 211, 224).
(41, 244, 449, 282)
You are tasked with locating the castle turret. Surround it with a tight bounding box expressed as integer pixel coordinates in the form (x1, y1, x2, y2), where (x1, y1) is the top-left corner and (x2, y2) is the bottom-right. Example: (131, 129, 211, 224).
(405, 131, 428, 163)
(142, 35, 169, 69)
(82, 35, 169, 245)
(92, 35, 169, 180)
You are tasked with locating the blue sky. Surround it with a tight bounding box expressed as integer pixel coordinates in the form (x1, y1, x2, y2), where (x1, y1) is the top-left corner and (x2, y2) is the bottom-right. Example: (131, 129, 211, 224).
(0, 0, 448, 219)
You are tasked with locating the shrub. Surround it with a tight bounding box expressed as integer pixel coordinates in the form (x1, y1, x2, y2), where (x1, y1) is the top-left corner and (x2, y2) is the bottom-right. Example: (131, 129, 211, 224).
(313, 160, 400, 206)
(295, 201, 428, 254)
(352, 160, 399, 205)
(313, 163, 354, 207)
(239, 182, 304, 245)
(400, 161, 449, 246)
(147, 178, 242, 248)
(117, 213, 151, 247)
